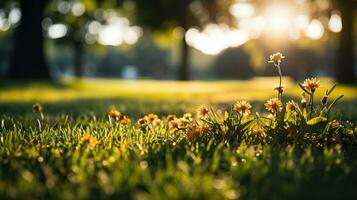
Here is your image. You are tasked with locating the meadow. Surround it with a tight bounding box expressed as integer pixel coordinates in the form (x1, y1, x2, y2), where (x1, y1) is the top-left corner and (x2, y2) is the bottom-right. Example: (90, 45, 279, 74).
(0, 77, 357, 200)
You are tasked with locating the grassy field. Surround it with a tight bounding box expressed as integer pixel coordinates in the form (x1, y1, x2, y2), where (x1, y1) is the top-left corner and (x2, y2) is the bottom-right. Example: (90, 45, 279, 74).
(0, 78, 357, 200)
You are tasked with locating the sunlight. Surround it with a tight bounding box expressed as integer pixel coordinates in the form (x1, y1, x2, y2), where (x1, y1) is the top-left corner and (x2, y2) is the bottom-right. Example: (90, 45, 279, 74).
(304, 19, 324, 40)
(230, 2, 255, 19)
(263, 4, 294, 36)
(328, 12, 342, 33)
(48, 24, 68, 39)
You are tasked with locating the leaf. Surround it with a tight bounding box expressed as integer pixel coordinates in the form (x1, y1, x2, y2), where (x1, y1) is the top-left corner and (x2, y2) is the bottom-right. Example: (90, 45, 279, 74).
(298, 83, 312, 95)
(326, 84, 337, 95)
(319, 107, 328, 118)
(327, 95, 344, 113)
(307, 117, 327, 125)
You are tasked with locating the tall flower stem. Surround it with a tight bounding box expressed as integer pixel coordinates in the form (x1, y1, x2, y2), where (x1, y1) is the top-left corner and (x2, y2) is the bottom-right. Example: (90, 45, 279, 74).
(276, 63, 283, 101)
(310, 92, 314, 118)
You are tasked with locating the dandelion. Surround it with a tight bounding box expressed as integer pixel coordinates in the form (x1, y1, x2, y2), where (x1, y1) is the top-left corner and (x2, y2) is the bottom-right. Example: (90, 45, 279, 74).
(80, 133, 98, 148)
(303, 78, 320, 93)
(167, 114, 177, 121)
(108, 110, 121, 120)
(119, 116, 131, 125)
(137, 118, 146, 128)
(197, 105, 209, 119)
(169, 120, 179, 129)
(178, 119, 188, 129)
(183, 113, 193, 121)
(145, 113, 158, 123)
(234, 100, 252, 115)
(265, 98, 282, 113)
(286, 101, 297, 111)
(268, 52, 285, 65)
(253, 128, 266, 139)
(32, 103, 43, 113)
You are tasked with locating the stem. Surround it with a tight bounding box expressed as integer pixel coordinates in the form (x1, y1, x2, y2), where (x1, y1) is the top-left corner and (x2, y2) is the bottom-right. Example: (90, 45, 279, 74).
(310, 92, 314, 119)
(276, 64, 283, 101)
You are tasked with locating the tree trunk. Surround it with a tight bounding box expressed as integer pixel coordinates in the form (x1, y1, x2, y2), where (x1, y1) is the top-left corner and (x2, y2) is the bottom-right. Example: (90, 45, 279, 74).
(335, 1, 356, 84)
(73, 41, 84, 78)
(8, 0, 50, 80)
(178, 34, 190, 81)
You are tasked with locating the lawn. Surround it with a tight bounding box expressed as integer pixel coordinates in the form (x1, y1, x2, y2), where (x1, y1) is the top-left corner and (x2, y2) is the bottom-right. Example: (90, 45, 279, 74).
(0, 78, 357, 200)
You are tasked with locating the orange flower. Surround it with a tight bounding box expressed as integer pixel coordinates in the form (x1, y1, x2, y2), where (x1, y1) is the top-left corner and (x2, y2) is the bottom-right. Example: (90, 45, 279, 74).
(119, 116, 131, 125)
(286, 101, 297, 111)
(303, 78, 320, 93)
(265, 98, 282, 113)
(183, 113, 193, 121)
(253, 128, 266, 139)
(167, 114, 177, 121)
(137, 118, 147, 128)
(234, 100, 252, 115)
(197, 105, 209, 118)
(145, 113, 159, 123)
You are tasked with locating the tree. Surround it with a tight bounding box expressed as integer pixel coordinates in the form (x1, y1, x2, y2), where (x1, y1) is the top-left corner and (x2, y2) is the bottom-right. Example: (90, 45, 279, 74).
(129, 0, 234, 80)
(333, 0, 356, 84)
(7, 0, 51, 80)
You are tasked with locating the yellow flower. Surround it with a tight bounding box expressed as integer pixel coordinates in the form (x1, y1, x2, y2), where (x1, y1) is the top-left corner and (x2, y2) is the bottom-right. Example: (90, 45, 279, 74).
(264, 98, 282, 113)
(234, 100, 252, 115)
(169, 120, 179, 129)
(119, 115, 131, 125)
(32, 103, 43, 113)
(183, 113, 193, 121)
(178, 118, 188, 129)
(268, 52, 285, 65)
(145, 113, 159, 123)
(137, 118, 147, 128)
(80, 133, 98, 148)
(303, 78, 320, 92)
(108, 110, 121, 120)
(197, 105, 209, 118)
(167, 114, 177, 121)
(286, 100, 297, 111)
(184, 123, 208, 141)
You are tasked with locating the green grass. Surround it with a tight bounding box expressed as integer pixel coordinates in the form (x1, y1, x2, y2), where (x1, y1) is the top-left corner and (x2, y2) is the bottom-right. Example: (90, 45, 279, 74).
(1, 78, 357, 200)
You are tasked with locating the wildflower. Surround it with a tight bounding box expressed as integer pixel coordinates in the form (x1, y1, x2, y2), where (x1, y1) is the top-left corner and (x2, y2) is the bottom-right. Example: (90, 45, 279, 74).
(197, 105, 209, 118)
(268, 52, 285, 65)
(178, 119, 188, 129)
(264, 98, 282, 113)
(152, 119, 162, 126)
(137, 118, 146, 128)
(145, 113, 158, 123)
(273, 85, 284, 93)
(32, 103, 43, 113)
(234, 100, 252, 115)
(286, 100, 297, 111)
(253, 128, 266, 139)
(167, 114, 177, 121)
(169, 120, 179, 129)
(119, 116, 131, 125)
(185, 124, 203, 141)
(303, 78, 320, 93)
(183, 113, 193, 121)
(80, 133, 98, 148)
(301, 93, 307, 109)
(108, 110, 121, 120)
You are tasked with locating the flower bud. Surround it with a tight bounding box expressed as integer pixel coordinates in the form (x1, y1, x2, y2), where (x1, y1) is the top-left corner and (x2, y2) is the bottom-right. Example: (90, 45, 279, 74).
(321, 95, 328, 105)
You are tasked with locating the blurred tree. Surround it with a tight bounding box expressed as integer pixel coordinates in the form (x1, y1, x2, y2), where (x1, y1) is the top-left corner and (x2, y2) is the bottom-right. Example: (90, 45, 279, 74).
(333, 0, 356, 84)
(129, 0, 234, 80)
(6, 0, 51, 80)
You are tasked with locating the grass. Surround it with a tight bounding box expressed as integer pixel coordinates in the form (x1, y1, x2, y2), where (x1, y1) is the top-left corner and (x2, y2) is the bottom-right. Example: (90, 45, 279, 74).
(1, 78, 357, 200)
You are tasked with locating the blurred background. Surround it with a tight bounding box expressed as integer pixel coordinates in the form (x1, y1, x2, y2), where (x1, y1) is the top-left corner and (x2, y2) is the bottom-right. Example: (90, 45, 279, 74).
(0, 0, 356, 82)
